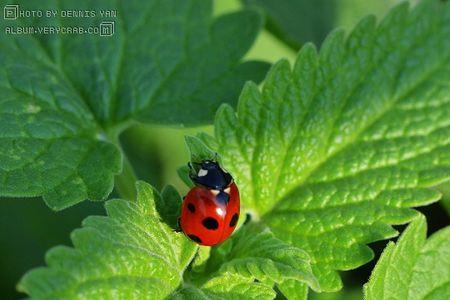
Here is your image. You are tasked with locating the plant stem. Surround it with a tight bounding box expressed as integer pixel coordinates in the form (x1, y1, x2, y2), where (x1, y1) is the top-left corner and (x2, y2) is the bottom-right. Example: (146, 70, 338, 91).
(106, 124, 138, 201)
(115, 152, 138, 201)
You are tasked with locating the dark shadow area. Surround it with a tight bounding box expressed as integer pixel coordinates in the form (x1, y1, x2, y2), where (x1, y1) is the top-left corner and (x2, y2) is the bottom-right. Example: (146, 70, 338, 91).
(0, 197, 104, 299)
(244, 0, 336, 49)
(120, 127, 165, 190)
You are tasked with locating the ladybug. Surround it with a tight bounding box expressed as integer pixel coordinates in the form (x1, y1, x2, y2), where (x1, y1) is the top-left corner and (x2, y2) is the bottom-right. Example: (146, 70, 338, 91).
(179, 159, 240, 246)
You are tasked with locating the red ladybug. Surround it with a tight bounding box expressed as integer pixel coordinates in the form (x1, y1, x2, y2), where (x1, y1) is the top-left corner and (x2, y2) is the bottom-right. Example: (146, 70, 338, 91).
(179, 160, 240, 246)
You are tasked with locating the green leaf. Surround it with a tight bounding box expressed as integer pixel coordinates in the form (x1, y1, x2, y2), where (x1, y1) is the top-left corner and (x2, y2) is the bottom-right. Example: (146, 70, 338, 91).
(180, 138, 319, 296)
(204, 0, 450, 291)
(5, 0, 269, 127)
(0, 63, 121, 210)
(156, 185, 182, 229)
(0, 0, 269, 209)
(192, 223, 319, 295)
(243, 0, 407, 49)
(169, 274, 275, 300)
(191, 246, 212, 273)
(364, 215, 450, 300)
(277, 280, 308, 300)
(177, 165, 195, 188)
(309, 288, 362, 300)
(185, 136, 218, 164)
(437, 182, 450, 216)
(17, 181, 198, 299)
(18, 182, 296, 299)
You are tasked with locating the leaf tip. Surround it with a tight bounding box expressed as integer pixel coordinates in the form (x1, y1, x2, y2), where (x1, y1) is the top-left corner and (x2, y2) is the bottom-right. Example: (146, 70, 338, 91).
(184, 135, 217, 163)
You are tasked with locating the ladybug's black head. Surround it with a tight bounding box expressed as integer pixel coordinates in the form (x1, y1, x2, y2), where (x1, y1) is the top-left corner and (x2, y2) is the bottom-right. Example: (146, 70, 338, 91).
(189, 160, 232, 190)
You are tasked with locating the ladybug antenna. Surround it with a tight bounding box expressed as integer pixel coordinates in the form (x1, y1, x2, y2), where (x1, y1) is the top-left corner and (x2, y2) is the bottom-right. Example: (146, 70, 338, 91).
(213, 152, 219, 162)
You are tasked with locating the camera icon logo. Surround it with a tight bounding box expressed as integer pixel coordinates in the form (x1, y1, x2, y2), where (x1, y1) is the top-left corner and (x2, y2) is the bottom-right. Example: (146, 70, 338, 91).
(100, 21, 114, 36)
(4, 4, 18, 20)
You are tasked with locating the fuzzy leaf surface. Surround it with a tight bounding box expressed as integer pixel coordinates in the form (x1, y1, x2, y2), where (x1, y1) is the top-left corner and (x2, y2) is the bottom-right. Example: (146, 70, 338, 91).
(19, 182, 297, 299)
(0, 44, 121, 210)
(197, 223, 319, 295)
(0, 0, 268, 209)
(206, 0, 450, 291)
(364, 215, 450, 300)
(169, 274, 275, 300)
(180, 136, 319, 296)
(18, 182, 198, 299)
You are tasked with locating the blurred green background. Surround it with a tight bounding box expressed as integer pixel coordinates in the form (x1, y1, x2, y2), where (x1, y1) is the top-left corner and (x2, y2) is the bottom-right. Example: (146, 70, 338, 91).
(1, 0, 447, 299)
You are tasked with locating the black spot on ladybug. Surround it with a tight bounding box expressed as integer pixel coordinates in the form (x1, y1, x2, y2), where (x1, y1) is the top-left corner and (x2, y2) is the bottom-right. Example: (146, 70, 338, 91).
(215, 191, 229, 205)
(188, 234, 202, 243)
(229, 213, 239, 227)
(202, 217, 219, 230)
(187, 203, 195, 213)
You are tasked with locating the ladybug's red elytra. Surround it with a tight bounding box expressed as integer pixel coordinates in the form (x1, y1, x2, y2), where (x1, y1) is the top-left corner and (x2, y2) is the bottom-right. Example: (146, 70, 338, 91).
(179, 159, 240, 246)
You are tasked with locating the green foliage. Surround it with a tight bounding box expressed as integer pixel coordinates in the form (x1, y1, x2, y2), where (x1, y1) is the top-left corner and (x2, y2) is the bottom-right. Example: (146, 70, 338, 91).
(196, 223, 320, 291)
(156, 185, 183, 229)
(19, 182, 318, 299)
(177, 165, 195, 189)
(11, 0, 450, 299)
(0, 0, 269, 210)
(169, 274, 276, 300)
(18, 182, 198, 299)
(0, 197, 104, 299)
(277, 279, 309, 300)
(438, 183, 450, 216)
(185, 136, 218, 164)
(243, 0, 406, 49)
(364, 215, 450, 299)
(201, 0, 450, 291)
(309, 288, 361, 300)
